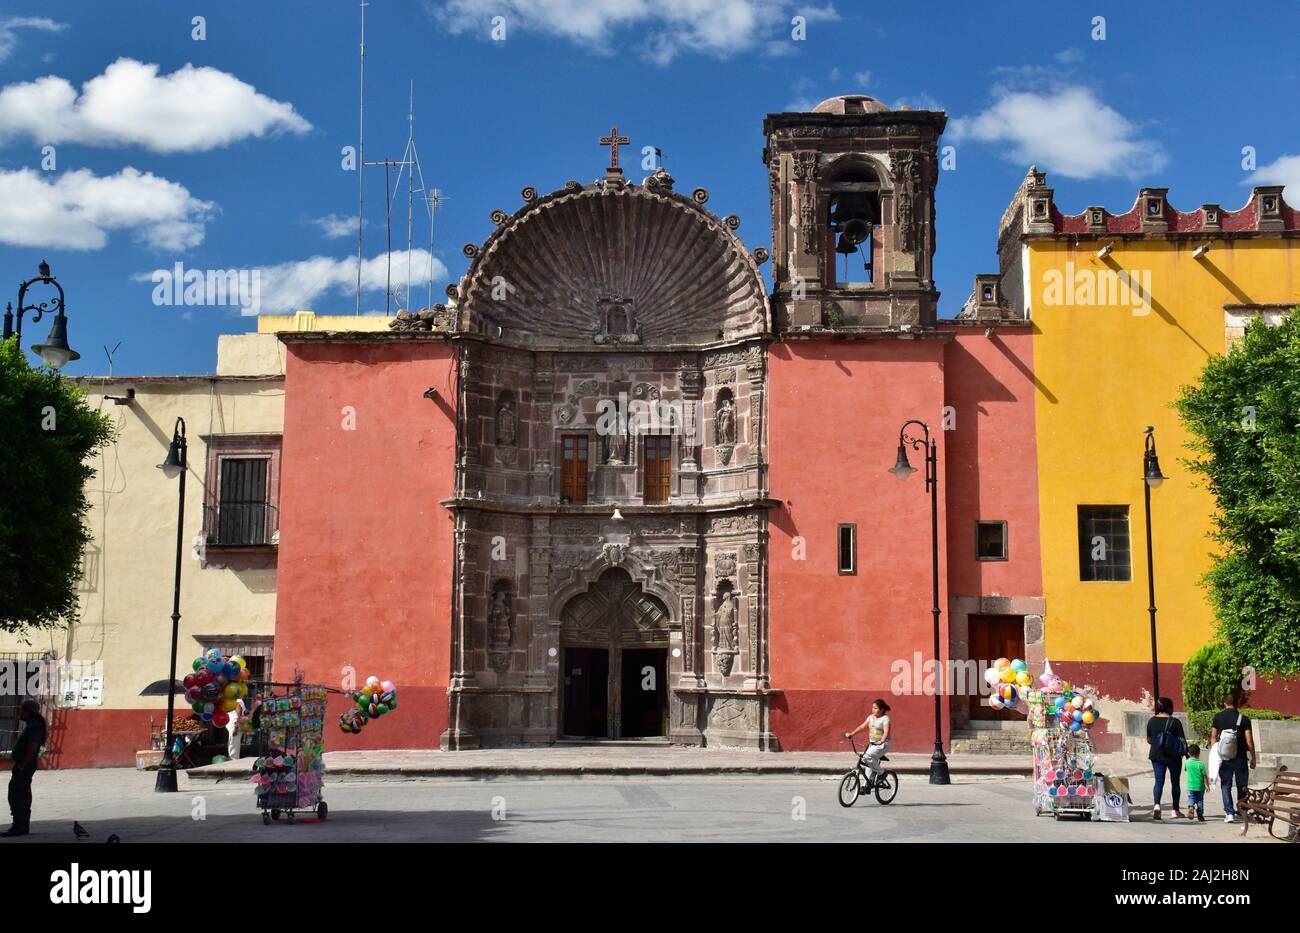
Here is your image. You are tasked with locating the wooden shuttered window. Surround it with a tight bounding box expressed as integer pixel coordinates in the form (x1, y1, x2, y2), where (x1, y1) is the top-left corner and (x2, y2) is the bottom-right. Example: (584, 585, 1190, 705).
(561, 435, 589, 504)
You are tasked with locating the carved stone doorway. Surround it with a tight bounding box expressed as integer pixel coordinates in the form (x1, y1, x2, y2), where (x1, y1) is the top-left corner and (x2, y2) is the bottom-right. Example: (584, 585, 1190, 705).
(559, 568, 670, 739)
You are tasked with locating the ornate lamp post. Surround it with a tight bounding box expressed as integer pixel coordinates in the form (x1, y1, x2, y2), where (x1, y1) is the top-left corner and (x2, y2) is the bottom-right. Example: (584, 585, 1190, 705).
(154, 418, 187, 793)
(889, 419, 951, 785)
(3, 260, 80, 370)
(1142, 425, 1167, 705)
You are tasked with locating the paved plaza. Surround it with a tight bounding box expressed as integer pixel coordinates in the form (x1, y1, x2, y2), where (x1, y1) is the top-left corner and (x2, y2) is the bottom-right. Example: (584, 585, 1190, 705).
(0, 762, 1279, 844)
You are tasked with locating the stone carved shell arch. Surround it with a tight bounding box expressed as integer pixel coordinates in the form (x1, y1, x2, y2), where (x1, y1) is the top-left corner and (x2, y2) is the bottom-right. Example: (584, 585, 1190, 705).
(455, 181, 771, 346)
(550, 551, 680, 633)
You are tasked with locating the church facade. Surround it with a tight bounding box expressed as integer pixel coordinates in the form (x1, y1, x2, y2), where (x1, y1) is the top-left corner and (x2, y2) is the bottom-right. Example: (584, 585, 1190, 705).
(24, 95, 1300, 769)
(269, 96, 1045, 753)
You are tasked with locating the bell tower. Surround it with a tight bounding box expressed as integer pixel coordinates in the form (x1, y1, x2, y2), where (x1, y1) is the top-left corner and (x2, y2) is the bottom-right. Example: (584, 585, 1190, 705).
(763, 95, 946, 332)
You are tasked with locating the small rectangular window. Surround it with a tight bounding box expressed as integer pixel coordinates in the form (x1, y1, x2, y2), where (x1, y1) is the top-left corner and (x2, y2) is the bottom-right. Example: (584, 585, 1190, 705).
(975, 521, 1008, 561)
(837, 523, 856, 575)
(1078, 505, 1131, 581)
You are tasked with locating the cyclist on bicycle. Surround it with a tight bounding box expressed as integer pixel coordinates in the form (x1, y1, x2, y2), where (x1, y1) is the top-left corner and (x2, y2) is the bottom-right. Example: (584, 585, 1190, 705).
(845, 698, 892, 779)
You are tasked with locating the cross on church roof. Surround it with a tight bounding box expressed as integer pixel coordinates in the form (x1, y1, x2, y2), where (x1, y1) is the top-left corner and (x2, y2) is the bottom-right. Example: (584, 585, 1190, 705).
(600, 126, 630, 177)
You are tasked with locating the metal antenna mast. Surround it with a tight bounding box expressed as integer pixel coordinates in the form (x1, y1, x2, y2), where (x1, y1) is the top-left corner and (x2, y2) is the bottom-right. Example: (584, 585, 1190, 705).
(355, 0, 368, 315)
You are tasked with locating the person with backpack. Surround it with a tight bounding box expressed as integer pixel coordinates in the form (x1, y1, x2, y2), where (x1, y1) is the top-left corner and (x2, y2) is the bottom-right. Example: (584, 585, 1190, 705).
(1145, 696, 1188, 820)
(1209, 692, 1256, 823)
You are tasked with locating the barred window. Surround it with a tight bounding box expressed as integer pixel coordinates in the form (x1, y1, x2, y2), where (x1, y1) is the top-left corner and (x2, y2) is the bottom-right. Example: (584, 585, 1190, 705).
(1078, 505, 1131, 582)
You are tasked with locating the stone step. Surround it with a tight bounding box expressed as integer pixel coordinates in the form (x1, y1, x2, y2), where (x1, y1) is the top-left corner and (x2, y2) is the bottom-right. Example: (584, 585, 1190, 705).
(950, 732, 1033, 755)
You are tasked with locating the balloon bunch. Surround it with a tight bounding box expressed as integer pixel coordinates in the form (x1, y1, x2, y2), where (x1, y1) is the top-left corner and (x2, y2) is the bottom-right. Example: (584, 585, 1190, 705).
(1051, 690, 1100, 732)
(183, 649, 251, 728)
(338, 676, 397, 734)
(983, 657, 1032, 711)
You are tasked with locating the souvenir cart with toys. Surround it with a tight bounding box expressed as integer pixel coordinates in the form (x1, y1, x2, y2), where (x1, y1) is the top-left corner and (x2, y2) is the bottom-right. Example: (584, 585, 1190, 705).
(984, 658, 1104, 820)
(251, 681, 329, 825)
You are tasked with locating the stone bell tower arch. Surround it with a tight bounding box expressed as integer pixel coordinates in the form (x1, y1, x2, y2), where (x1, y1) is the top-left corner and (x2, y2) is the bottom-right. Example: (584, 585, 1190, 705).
(763, 95, 946, 333)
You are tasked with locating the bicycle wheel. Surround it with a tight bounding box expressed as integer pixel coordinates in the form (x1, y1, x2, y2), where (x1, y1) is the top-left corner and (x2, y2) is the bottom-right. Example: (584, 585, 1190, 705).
(874, 770, 899, 804)
(838, 771, 861, 808)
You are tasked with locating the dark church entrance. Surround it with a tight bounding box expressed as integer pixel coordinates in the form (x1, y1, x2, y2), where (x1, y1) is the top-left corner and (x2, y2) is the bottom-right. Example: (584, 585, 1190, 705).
(559, 569, 670, 739)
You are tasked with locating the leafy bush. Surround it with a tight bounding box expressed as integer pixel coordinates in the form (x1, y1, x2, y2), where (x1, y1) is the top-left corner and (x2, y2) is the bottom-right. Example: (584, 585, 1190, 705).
(1176, 310, 1300, 678)
(1182, 641, 1245, 713)
(1187, 707, 1298, 742)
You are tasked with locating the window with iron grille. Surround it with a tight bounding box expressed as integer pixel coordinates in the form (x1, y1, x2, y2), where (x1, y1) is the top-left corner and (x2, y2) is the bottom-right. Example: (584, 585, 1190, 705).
(1077, 505, 1132, 581)
(202, 434, 281, 551)
(0, 654, 22, 755)
(217, 457, 269, 545)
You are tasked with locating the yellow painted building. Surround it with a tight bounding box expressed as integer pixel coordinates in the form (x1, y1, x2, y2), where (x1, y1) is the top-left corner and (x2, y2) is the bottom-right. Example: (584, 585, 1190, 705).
(996, 167, 1300, 706)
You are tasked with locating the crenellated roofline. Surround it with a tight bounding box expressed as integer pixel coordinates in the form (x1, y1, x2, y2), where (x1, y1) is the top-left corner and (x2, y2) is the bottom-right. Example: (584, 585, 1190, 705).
(998, 166, 1297, 248)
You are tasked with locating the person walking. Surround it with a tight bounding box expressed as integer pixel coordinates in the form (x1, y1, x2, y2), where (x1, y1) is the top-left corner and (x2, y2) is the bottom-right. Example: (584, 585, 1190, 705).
(1145, 696, 1187, 820)
(226, 697, 247, 761)
(1183, 744, 1207, 822)
(2, 699, 47, 838)
(1210, 692, 1255, 823)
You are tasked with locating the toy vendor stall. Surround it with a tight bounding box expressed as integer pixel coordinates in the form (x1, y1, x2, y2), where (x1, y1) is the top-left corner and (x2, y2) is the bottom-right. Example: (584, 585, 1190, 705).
(984, 658, 1104, 820)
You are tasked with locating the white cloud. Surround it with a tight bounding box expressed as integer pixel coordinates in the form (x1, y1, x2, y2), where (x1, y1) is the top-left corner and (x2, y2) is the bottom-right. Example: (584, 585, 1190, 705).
(0, 166, 215, 251)
(949, 86, 1167, 180)
(0, 58, 311, 153)
(0, 16, 65, 63)
(246, 250, 449, 315)
(854, 70, 872, 86)
(1054, 48, 1084, 65)
(1245, 154, 1300, 203)
(433, 0, 837, 65)
(311, 214, 363, 239)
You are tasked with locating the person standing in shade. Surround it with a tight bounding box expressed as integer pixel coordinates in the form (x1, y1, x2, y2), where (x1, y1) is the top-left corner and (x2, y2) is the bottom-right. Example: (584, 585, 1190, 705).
(1210, 692, 1255, 823)
(1145, 696, 1187, 820)
(2, 699, 47, 838)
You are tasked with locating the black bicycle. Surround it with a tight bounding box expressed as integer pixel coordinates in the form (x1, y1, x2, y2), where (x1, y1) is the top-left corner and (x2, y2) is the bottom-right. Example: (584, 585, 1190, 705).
(838, 736, 899, 807)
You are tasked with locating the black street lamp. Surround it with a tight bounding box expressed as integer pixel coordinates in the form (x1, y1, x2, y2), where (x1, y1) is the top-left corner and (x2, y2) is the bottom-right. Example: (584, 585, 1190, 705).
(3, 260, 80, 370)
(154, 418, 187, 793)
(1142, 425, 1167, 706)
(889, 419, 951, 785)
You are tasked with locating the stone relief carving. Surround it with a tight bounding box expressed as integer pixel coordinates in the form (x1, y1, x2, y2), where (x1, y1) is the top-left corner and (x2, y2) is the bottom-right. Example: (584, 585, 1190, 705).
(708, 696, 759, 730)
(633, 382, 660, 401)
(893, 151, 921, 253)
(574, 379, 600, 397)
(600, 542, 626, 567)
(715, 552, 738, 579)
(488, 581, 513, 673)
(707, 513, 760, 534)
(594, 294, 641, 345)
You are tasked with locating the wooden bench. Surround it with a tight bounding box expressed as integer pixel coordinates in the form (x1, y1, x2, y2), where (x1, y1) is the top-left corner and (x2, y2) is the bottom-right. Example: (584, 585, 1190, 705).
(1240, 767, 1300, 842)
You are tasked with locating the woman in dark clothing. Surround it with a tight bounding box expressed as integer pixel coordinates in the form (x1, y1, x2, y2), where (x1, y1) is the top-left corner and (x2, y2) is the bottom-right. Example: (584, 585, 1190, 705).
(1146, 696, 1187, 820)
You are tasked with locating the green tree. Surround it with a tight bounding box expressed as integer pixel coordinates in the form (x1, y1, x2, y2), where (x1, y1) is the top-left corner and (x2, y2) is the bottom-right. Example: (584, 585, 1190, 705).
(0, 337, 113, 634)
(1176, 309, 1300, 679)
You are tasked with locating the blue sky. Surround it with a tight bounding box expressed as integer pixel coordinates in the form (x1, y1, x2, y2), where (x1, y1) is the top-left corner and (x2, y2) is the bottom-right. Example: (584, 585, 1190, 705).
(1, 0, 1296, 374)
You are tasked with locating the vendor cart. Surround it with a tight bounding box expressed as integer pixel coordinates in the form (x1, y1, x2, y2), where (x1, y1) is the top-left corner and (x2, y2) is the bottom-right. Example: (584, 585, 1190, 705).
(250, 682, 329, 824)
(1028, 693, 1099, 819)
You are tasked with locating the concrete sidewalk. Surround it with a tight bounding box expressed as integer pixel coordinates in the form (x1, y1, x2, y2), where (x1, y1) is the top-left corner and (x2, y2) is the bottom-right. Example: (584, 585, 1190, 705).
(183, 747, 1147, 783)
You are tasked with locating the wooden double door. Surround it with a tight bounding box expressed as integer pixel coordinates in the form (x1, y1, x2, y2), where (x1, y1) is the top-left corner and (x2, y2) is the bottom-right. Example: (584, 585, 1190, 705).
(560, 569, 670, 739)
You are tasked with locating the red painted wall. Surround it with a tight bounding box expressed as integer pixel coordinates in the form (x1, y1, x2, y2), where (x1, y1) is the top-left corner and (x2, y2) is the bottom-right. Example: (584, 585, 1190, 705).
(767, 339, 950, 751)
(0, 709, 155, 770)
(275, 340, 458, 751)
(939, 328, 1043, 600)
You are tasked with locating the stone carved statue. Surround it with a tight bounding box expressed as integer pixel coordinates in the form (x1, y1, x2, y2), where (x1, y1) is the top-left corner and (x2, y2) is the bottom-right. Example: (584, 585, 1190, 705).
(488, 586, 513, 672)
(604, 429, 628, 465)
(713, 589, 739, 676)
(497, 398, 517, 447)
(715, 395, 736, 466)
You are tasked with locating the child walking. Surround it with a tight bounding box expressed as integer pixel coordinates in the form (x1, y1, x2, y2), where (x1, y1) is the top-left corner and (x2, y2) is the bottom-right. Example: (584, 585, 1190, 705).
(1183, 744, 1207, 822)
